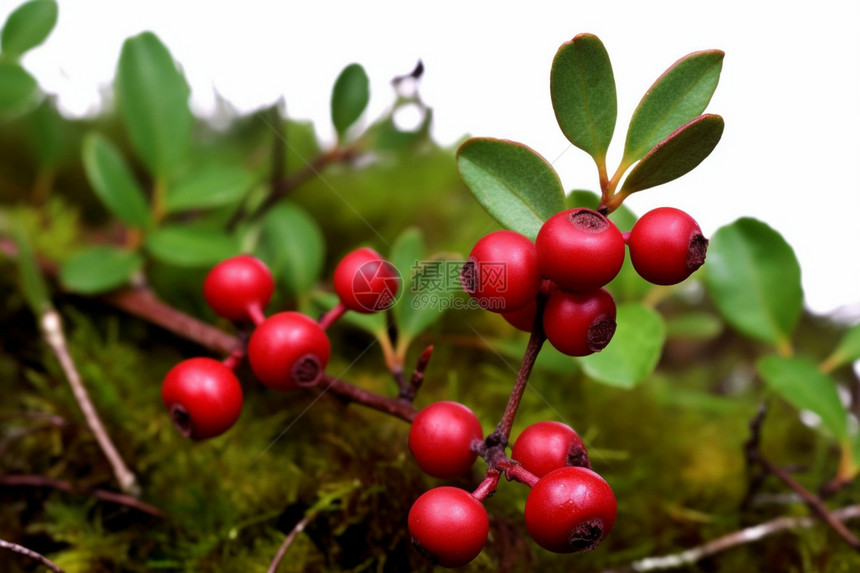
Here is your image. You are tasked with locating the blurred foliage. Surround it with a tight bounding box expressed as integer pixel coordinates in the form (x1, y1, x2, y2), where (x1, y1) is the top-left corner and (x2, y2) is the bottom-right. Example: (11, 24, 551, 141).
(0, 3, 859, 572)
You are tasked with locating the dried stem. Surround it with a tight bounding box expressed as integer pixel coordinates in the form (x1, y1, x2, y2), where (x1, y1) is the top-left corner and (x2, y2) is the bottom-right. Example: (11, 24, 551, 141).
(319, 373, 418, 423)
(0, 538, 64, 573)
(0, 474, 164, 518)
(399, 344, 433, 402)
(267, 511, 317, 573)
(601, 504, 860, 573)
(39, 309, 139, 497)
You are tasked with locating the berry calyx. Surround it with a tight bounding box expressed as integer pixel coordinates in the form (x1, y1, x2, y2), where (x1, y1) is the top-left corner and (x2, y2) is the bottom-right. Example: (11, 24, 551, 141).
(627, 207, 708, 285)
(409, 401, 483, 479)
(535, 208, 625, 292)
(247, 312, 330, 391)
(333, 247, 401, 313)
(408, 486, 489, 567)
(203, 255, 274, 324)
(161, 357, 243, 439)
(512, 420, 590, 477)
(460, 230, 541, 313)
(543, 288, 617, 356)
(524, 466, 617, 553)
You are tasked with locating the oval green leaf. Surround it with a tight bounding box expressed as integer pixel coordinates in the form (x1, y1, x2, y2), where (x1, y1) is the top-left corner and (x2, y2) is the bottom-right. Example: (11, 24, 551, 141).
(82, 133, 151, 229)
(0, 0, 57, 59)
(620, 114, 724, 195)
(257, 201, 325, 298)
(27, 98, 69, 168)
(704, 218, 803, 346)
(623, 50, 724, 166)
(165, 163, 255, 213)
(456, 137, 565, 239)
(757, 355, 848, 441)
(331, 63, 369, 140)
(577, 303, 665, 388)
(145, 225, 240, 267)
(59, 246, 143, 295)
(0, 61, 39, 117)
(116, 31, 191, 177)
(550, 33, 617, 161)
(823, 322, 860, 372)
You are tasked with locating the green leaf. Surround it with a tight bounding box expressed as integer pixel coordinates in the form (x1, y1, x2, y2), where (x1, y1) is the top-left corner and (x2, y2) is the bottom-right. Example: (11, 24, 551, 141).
(823, 322, 860, 372)
(0, 0, 57, 59)
(8, 219, 52, 315)
(165, 163, 254, 213)
(81, 133, 151, 229)
(550, 33, 617, 161)
(757, 355, 848, 441)
(257, 201, 325, 298)
(456, 137, 565, 239)
(704, 218, 803, 346)
(0, 61, 39, 117)
(59, 246, 143, 295)
(623, 50, 724, 166)
(665, 311, 724, 341)
(27, 98, 69, 167)
(116, 31, 191, 177)
(619, 114, 724, 195)
(331, 63, 369, 140)
(577, 303, 665, 388)
(145, 225, 240, 267)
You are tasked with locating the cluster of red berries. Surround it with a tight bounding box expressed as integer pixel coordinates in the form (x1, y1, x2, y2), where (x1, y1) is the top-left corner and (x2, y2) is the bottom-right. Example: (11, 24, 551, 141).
(461, 206, 708, 356)
(160, 248, 400, 439)
(407, 401, 616, 566)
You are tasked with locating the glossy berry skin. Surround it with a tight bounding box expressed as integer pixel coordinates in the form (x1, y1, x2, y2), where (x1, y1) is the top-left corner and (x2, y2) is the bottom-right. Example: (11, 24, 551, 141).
(161, 357, 243, 439)
(535, 208, 625, 292)
(247, 312, 330, 391)
(461, 230, 540, 313)
(627, 207, 708, 285)
(543, 288, 616, 357)
(512, 421, 589, 477)
(409, 401, 483, 479)
(203, 255, 274, 323)
(408, 487, 489, 568)
(525, 466, 617, 553)
(333, 247, 401, 313)
(502, 298, 538, 332)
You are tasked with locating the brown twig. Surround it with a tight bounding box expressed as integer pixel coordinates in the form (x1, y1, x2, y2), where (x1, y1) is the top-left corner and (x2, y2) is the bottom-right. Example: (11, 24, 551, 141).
(601, 504, 860, 573)
(398, 344, 433, 402)
(266, 510, 317, 573)
(0, 474, 165, 518)
(319, 373, 418, 423)
(0, 538, 64, 573)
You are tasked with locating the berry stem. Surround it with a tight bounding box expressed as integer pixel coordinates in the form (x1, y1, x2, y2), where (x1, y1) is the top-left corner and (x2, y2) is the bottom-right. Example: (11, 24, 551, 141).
(471, 469, 501, 501)
(399, 344, 433, 402)
(318, 301, 348, 330)
(319, 373, 418, 423)
(247, 303, 267, 327)
(222, 347, 245, 371)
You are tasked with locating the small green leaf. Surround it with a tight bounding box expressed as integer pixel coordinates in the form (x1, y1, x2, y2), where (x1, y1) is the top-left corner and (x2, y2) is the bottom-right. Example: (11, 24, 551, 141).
(823, 322, 860, 372)
(257, 202, 325, 298)
(704, 218, 803, 346)
(577, 303, 665, 388)
(757, 355, 848, 441)
(331, 63, 369, 140)
(145, 225, 240, 267)
(8, 219, 52, 315)
(27, 98, 68, 168)
(116, 31, 191, 177)
(623, 50, 724, 166)
(550, 33, 617, 161)
(620, 114, 724, 195)
(457, 137, 565, 239)
(0, 0, 57, 59)
(82, 133, 151, 229)
(165, 163, 254, 213)
(59, 246, 143, 295)
(665, 311, 724, 341)
(0, 61, 39, 117)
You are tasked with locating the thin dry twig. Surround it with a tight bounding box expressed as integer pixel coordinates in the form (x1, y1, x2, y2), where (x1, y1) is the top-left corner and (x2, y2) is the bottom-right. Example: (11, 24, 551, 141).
(0, 538, 64, 573)
(266, 511, 317, 573)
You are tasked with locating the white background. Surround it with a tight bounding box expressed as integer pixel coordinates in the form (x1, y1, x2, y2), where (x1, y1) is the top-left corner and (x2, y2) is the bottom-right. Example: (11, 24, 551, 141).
(5, 1, 860, 318)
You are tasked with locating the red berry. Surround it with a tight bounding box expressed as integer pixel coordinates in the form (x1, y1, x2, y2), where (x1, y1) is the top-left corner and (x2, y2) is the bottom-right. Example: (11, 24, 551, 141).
(333, 247, 401, 313)
(408, 487, 489, 567)
(512, 421, 589, 477)
(524, 466, 617, 553)
(247, 312, 330, 391)
(543, 288, 616, 356)
(203, 255, 274, 323)
(409, 401, 483, 479)
(461, 230, 541, 313)
(502, 298, 538, 332)
(161, 357, 243, 439)
(627, 207, 708, 285)
(535, 208, 625, 292)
